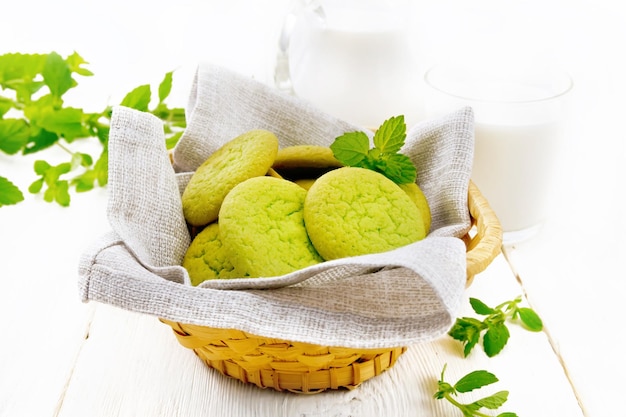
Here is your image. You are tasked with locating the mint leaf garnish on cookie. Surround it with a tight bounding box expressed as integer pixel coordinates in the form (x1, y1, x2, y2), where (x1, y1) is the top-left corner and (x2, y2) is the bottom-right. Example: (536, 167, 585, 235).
(330, 115, 417, 184)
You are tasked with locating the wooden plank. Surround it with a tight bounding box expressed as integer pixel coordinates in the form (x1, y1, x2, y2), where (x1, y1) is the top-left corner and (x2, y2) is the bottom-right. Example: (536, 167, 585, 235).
(0, 187, 106, 417)
(56, 255, 584, 416)
(503, 221, 625, 417)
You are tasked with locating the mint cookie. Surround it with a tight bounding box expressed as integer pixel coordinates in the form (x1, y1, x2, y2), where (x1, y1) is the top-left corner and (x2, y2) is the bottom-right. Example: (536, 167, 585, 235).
(182, 222, 248, 285)
(182, 130, 279, 226)
(399, 183, 432, 235)
(219, 176, 323, 278)
(304, 167, 426, 260)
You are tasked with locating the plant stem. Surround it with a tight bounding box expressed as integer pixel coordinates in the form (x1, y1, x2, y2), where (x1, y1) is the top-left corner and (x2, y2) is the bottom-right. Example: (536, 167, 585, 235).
(443, 393, 494, 417)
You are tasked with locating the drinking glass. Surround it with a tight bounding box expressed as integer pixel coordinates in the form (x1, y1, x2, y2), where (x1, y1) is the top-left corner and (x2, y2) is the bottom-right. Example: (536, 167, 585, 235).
(423, 62, 573, 244)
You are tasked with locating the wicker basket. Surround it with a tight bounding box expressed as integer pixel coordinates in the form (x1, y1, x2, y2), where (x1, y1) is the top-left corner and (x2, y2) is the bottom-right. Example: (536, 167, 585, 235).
(160, 180, 502, 393)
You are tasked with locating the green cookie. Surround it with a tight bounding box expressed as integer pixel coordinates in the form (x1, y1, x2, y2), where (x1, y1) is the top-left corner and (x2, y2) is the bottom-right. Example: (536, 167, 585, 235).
(272, 145, 343, 182)
(182, 130, 279, 226)
(219, 176, 324, 278)
(304, 167, 426, 260)
(272, 145, 343, 170)
(182, 222, 248, 285)
(399, 182, 432, 235)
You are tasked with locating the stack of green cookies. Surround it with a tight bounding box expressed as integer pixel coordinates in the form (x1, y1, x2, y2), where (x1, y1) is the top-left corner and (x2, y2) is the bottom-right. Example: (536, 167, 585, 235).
(181, 129, 431, 286)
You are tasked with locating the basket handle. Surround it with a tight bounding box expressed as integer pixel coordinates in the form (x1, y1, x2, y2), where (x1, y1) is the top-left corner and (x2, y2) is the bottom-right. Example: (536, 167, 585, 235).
(465, 180, 503, 285)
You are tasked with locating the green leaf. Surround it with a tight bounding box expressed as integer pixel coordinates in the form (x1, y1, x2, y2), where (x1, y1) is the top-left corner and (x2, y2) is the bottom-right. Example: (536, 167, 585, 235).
(330, 131, 370, 166)
(497, 412, 519, 417)
(65, 51, 94, 76)
(43, 52, 73, 98)
(0, 118, 30, 154)
(158, 71, 173, 103)
(37, 107, 88, 141)
(378, 152, 416, 184)
(121, 84, 151, 111)
(483, 323, 510, 357)
(454, 370, 499, 393)
(70, 152, 93, 169)
(0, 176, 25, 206)
(165, 131, 183, 150)
(0, 53, 46, 87)
(0, 97, 13, 117)
(373, 115, 406, 154)
(53, 180, 70, 206)
(472, 390, 509, 409)
(464, 328, 481, 357)
(28, 177, 44, 194)
(71, 148, 107, 192)
(470, 298, 496, 315)
(518, 307, 543, 332)
(448, 317, 485, 343)
(23, 129, 59, 154)
(95, 147, 108, 186)
(33, 160, 51, 175)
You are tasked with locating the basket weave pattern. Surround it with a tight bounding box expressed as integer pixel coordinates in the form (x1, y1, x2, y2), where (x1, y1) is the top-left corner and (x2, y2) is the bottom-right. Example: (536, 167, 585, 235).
(160, 181, 502, 393)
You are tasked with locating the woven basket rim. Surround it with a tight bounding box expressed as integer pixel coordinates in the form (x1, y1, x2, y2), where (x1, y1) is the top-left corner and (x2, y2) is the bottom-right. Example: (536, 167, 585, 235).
(465, 180, 503, 285)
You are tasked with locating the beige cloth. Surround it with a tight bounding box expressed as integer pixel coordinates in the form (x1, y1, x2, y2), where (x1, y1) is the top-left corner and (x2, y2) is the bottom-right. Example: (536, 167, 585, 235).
(78, 63, 475, 349)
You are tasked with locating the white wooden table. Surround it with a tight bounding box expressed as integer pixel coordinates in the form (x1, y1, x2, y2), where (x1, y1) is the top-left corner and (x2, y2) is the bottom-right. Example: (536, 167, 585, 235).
(1, 1, 624, 416)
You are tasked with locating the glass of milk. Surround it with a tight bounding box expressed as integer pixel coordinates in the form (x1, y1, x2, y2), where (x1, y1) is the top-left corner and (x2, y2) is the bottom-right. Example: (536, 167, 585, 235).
(423, 62, 573, 244)
(274, 0, 421, 128)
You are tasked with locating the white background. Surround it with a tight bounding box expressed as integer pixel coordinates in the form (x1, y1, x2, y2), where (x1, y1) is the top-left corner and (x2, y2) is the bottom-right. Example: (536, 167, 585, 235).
(1, 1, 625, 416)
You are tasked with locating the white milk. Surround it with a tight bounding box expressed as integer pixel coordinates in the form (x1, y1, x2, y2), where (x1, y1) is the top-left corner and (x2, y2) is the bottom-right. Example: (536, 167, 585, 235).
(423, 63, 572, 242)
(287, 5, 419, 128)
(472, 121, 563, 235)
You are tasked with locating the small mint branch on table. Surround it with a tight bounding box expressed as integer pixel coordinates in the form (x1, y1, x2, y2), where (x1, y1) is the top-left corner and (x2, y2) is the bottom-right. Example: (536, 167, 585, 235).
(330, 115, 417, 185)
(434, 364, 518, 417)
(0, 51, 186, 207)
(448, 296, 544, 357)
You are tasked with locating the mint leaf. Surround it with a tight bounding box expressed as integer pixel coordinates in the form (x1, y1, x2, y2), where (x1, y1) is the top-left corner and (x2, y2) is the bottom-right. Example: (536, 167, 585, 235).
(454, 370, 499, 393)
(330, 115, 418, 184)
(1, 51, 184, 207)
(121, 84, 151, 111)
(43, 52, 73, 98)
(470, 297, 496, 315)
(165, 130, 183, 150)
(450, 296, 543, 358)
(434, 366, 518, 416)
(37, 107, 89, 141)
(330, 131, 370, 166)
(373, 115, 406, 154)
(28, 178, 44, 194)
(158, 71, 174, 103)
(472, 391, 509, 410)
(65, 52, 94, 77)
(0, 176, 25, 206)
(30, 160, 72, 206)
(0, 118, 30, 154)
(0, 97, 13, 117)
(483, 323, 510, 357)
(518, 307, 543, 332)
(23, 129, 58, 154)
(378, 152, 416, 184)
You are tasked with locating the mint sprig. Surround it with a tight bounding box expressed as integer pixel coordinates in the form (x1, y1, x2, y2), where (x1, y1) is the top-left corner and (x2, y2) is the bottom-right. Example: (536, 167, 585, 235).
(0, 51, 186, 207)
(330, 115, 417, 184)
(448, 296, 543, 358)
(434, 364, 518, 417)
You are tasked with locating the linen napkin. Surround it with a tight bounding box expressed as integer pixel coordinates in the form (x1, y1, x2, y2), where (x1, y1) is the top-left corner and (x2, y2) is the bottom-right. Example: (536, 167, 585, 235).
(78, 63, 474, 349)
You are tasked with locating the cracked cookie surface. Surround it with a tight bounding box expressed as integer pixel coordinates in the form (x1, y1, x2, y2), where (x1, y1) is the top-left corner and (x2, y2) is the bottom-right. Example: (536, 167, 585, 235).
(219, 176, 323, 278)
(182, 222, 248, 285)
(182, 129, 279, 226)
(304, 167, 426, 260)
